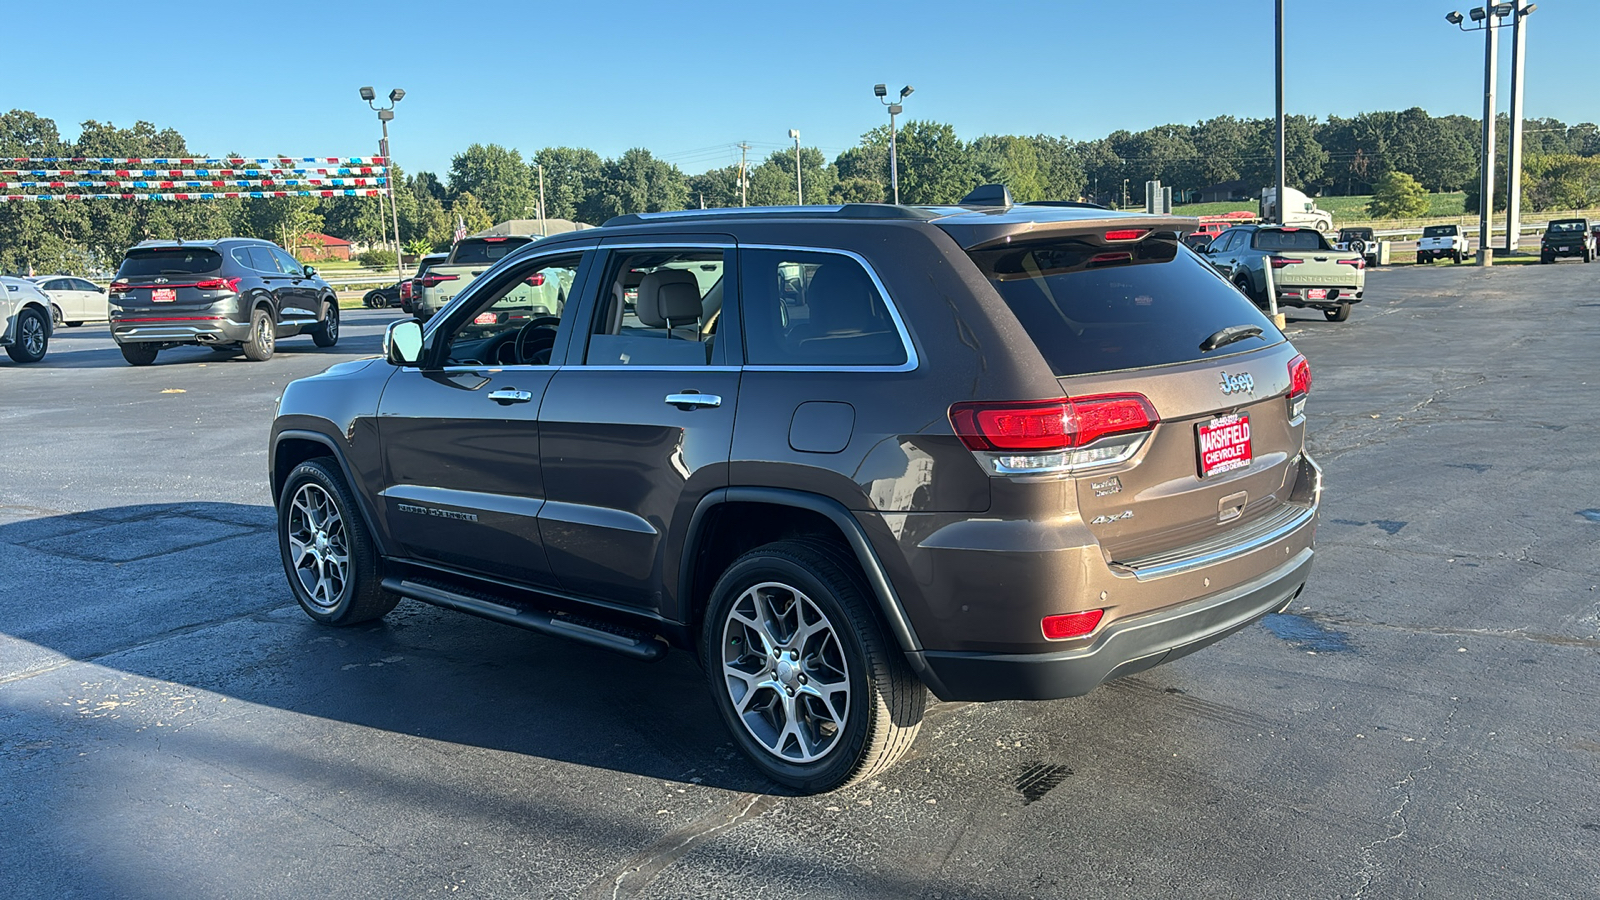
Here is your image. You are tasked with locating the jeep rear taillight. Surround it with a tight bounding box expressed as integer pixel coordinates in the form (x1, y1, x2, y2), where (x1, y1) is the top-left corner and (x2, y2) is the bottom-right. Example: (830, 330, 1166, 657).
(949, 394, 1159, 477)
(1288, 354, 1311, 418)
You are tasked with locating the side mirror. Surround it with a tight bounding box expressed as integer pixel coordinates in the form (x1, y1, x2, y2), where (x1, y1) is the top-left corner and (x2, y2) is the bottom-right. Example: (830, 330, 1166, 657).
(303, 265, 317, 277)
(384, 319, 425, 366)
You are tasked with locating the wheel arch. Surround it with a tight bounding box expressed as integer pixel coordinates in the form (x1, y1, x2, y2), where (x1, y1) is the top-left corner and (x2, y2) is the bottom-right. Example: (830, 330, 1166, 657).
(679, 487, 924, 657)
(272, 428, 389, 556)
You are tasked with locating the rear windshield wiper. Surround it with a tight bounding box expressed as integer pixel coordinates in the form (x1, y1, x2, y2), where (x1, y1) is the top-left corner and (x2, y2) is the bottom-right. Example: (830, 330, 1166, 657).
(1200, 324, 1265, 352)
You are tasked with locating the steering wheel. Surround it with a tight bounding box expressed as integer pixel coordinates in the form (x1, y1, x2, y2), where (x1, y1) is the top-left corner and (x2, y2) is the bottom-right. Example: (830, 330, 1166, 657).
(514, 315, 562, 365)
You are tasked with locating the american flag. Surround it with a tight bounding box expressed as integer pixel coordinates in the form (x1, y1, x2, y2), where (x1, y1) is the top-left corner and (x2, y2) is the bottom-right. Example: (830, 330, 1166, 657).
(452, 215, 467, 245)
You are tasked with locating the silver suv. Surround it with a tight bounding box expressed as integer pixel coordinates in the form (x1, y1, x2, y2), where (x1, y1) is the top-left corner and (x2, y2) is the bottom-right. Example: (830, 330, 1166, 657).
(1, 276, 53, 363)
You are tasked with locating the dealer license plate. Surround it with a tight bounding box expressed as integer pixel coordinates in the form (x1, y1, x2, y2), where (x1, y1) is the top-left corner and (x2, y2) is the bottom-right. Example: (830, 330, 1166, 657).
(1197, 413, 1253, 478)
(1306, 288, 1328, 300)
(151, 288, 176, 303)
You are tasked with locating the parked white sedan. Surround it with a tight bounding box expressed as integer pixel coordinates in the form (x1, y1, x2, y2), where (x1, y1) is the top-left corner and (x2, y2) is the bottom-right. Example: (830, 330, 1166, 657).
(31, 275, 110, 327)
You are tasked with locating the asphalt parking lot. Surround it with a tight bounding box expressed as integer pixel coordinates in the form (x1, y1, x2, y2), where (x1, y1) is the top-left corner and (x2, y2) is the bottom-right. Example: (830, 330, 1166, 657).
(3, 265, 1598, 899)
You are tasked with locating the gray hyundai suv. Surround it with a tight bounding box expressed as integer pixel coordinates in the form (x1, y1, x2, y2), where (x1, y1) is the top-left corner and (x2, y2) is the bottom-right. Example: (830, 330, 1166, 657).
(269, 190, 1322, 792)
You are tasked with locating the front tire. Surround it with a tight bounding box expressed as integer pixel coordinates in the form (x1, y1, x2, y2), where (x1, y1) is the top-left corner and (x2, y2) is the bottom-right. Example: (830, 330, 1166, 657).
(242, 308, 275, 361)
(118, 343, 159, 366)
(702, 540, 925, 793)
(278, 458, 399, 626)
(50, 304, 64, 328)
(312, 301, 339, 348)
(362, 290, 380, 308)
(5, 307, 49, 363)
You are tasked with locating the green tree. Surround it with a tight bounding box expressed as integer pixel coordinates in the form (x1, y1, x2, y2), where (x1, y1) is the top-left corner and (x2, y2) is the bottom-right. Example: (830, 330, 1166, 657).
(893, 120, 972, 205)
(534, 146, 603, 221)
(1366, 171, 1429, 218)
(449, 191, 494, 235)
(746, 147, 836, 206)
(448, 143, 534, 224)
(579, 148, 688, 222)
(969, 135, 1044, 201)
(687, 164, 744, 208)
(1029, 135, 1088, 201)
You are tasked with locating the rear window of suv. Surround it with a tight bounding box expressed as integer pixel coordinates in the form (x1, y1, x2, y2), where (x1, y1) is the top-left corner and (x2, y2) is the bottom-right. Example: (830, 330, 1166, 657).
(967, 236, 1277, 377)
(449, 237, 533, 265)
(117, 248, 223, 277)
(1546, 220, 1585, 233)
(1422, 226, 1459, 238)
(1252, 230, 1329, 251)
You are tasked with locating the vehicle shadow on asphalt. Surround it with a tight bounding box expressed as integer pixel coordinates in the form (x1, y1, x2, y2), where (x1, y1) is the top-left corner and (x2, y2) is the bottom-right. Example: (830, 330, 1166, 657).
(19, 334, 384, 368)
(1, 502, 787, 795)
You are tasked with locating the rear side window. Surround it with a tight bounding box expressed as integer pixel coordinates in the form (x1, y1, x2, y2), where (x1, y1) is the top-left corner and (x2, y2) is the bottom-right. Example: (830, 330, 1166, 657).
(117, 249, 223, 277)
(1252, 230, 1329, 251)
(966, 236, 1278, 377)
(450, 238, 530, 265)
(739, 249, 907, 367)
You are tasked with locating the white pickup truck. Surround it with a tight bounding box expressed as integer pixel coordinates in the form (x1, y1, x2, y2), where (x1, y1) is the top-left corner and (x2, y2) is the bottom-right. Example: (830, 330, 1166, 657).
(1417, 224, 1470, 264)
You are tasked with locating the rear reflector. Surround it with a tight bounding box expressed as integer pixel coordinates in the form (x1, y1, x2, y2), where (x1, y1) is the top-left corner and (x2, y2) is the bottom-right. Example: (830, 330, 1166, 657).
(1043, 609, 1104, 640)
(950, 394, 1159, 452)
(1103, 229, 1149, 242)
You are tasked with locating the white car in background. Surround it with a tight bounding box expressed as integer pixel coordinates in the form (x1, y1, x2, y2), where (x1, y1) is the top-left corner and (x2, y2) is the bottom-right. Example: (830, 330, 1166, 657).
(30, 275, 110, 327)
(2, 276, 53, 363)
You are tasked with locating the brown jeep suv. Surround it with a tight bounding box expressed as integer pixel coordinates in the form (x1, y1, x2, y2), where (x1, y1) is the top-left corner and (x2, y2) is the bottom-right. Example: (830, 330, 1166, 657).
(269, 191, 1322, 792)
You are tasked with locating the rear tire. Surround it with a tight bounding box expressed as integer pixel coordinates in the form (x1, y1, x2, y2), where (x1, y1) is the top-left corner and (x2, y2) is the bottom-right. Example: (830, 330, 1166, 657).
(278, 458, 400, 626)
(1324, 303, 1352, 322)
(1233, 275, 1263, 306)
(118, 343, 159, 366)
(312, 301, 339, 348)
(702, 540, 925, 793)
(242, 308, 275, 361)
(362, 290, 380, 308)
(5, 307, 49, 363)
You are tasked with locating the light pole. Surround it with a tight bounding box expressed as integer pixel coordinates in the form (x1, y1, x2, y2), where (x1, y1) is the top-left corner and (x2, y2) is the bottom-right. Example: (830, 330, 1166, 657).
(1446, 5, 1517, 266)
(1274, 0, 1286, 226)
(874, 84, 913, 204)
(788, 129, 803, 204)
(533, 161, 546, 235)
(1505, 1, 1536, 252)
(360, 86, 406, 286)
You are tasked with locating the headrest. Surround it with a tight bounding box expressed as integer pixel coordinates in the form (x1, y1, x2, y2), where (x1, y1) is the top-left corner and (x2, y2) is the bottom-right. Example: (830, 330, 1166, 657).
(803, 262, 876, 330)
(636, 269, 702, 328)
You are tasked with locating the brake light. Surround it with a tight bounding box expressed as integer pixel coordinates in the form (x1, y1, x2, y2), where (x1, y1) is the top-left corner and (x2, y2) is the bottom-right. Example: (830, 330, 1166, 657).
(109, 281, 130, 292)
(1089, 251, 1133, 265)
(400, 281, 412, 300)
(1287, 354, 1311, 418)
(1269, 256, 1303, 268)
(949, 394, 1159, 477)
(1337, 258, 1365, 269)
(473, 312, 498, 325)
(419, 273, 459, 287)
(526, 273, 545, 286)
(194, 277, 241, 292)
(1103, 229, 1149, 242)
(483, 237, 507, 242)
(1043, 609, 1105, 640)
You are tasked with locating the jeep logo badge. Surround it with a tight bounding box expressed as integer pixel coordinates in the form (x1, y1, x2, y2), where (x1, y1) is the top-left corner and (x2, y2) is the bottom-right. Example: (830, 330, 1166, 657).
(1219, 371, 1255, 395)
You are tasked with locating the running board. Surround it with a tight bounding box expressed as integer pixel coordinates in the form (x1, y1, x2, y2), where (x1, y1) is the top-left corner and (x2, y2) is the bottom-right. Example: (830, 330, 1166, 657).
(381, 576, 669, 662)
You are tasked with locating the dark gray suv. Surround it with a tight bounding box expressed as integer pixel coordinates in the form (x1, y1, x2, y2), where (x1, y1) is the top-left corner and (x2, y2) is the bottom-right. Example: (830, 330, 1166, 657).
(269, 194, 1322, 792)
(110, 238, 340, 365)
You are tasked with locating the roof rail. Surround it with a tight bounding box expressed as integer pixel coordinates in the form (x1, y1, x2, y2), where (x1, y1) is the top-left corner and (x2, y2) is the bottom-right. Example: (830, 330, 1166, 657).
(601, 204, 936, 228)
(1023, 200, 1111, 210)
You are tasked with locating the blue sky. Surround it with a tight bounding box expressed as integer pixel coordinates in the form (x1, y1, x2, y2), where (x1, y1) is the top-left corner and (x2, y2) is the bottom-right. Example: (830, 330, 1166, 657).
(11, 1, 1596, 179)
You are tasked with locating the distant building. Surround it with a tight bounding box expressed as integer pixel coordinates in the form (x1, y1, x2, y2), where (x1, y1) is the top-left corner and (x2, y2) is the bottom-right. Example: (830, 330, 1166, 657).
(479, 218, 597, 238)
(300, 232, 352, 261)
(1194, 179, 1256, 204)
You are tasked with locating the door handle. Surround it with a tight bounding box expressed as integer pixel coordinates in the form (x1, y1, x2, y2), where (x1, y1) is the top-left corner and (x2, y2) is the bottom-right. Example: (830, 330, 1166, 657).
(666, 392, 722, 410)
(488, 389, 534, 405)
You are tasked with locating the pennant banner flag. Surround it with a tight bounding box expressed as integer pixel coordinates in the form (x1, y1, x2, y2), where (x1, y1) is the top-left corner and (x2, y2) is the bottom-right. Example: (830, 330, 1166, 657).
(1, 189, 387, 202)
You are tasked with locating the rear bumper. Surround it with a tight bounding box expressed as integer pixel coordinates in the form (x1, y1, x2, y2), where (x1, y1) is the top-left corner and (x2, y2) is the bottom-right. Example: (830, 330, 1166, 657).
(910, 545, 1313, 702)
(112, 315, 252, 345)
(1274, 286, 1362, 306)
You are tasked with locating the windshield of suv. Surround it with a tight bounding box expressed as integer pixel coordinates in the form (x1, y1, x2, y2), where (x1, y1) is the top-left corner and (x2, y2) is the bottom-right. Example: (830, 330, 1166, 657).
(450, 237, 533, 265)
(967, 235, 1279, 377)
(1252, 230, 1330, 251)
(1422, 226, 1458, 238)
(1546, 221, 1585, 233)
(117, 248, 223, 277)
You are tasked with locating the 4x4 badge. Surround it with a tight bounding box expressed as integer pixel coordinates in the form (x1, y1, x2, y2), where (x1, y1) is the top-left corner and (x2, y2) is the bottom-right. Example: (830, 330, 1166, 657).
(1219, 371, 1255, 395)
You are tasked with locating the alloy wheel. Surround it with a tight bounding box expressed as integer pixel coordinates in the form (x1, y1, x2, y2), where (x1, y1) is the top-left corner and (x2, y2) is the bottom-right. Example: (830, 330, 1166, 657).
(286, 483, 349, 610)
(720, 581, 851, 764)
(21, 313, 46, 357)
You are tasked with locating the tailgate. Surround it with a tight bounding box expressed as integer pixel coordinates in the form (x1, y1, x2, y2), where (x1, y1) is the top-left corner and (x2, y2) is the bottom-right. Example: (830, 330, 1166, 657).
(1065, 344, 1308, 563)
(1273, 257, 1360, 288)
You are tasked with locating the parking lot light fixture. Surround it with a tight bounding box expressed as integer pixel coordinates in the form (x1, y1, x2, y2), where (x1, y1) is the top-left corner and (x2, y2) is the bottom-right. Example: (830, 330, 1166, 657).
(876, 83, 913, 204)
(1446, 10, 1464, 24)
(1468, 6, 1486, 21)
(361, 86, 407, 285)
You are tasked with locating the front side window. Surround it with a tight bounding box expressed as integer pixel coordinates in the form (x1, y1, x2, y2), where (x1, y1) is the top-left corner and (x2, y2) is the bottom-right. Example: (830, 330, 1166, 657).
(442, 254, 583, 367)
(739, 249, 907, 367)
(271, 248, 305, 278)
(584, 249, 725, 367)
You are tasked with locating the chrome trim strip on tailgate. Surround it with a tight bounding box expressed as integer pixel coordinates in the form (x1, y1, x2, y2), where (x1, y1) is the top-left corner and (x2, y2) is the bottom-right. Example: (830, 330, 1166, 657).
(1115, 502, 1317, 582)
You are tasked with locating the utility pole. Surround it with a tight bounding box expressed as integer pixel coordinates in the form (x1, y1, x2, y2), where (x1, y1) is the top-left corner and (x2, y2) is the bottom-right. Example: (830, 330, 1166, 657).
(789, 129, 803, 204)
(1505, 0, 1530, 253)
(738, 142, 750, 207)
(1477, 13, 1499, 265)
(1274, 0, 1287, 226)
(535, 162, 546, 236)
